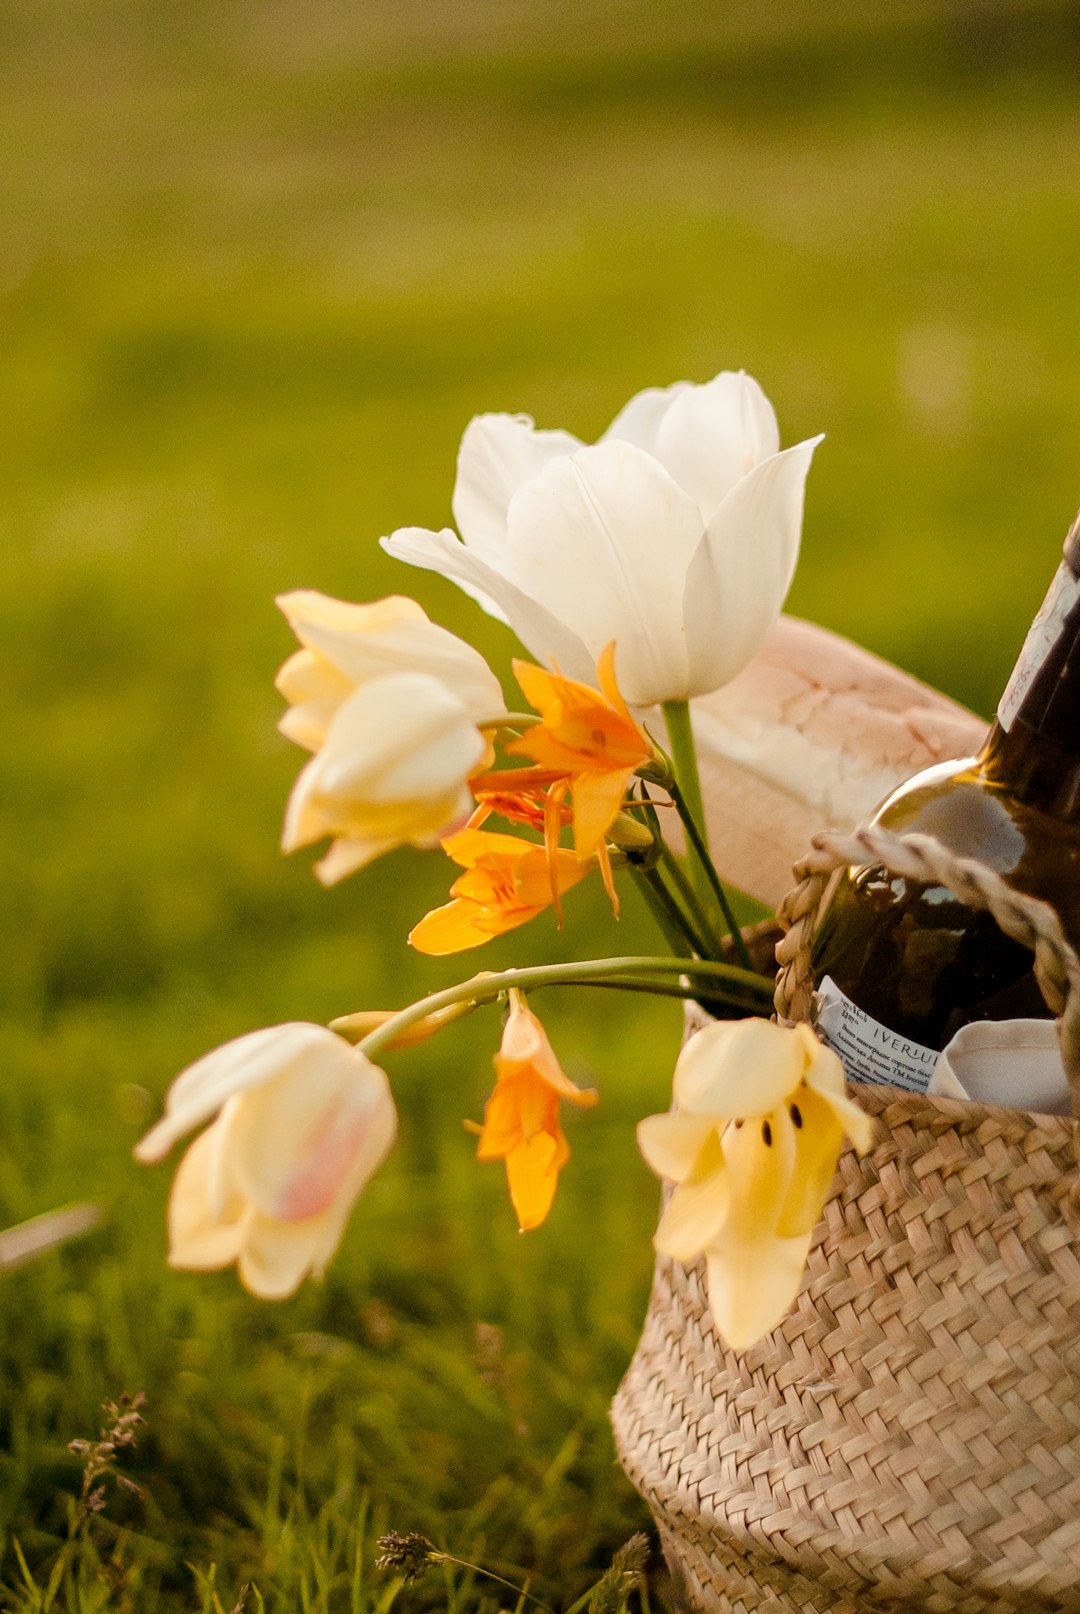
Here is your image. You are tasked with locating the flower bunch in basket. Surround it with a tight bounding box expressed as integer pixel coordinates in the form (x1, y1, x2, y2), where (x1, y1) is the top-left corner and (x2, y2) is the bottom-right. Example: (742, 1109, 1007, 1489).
(135, 369, 875, 1351)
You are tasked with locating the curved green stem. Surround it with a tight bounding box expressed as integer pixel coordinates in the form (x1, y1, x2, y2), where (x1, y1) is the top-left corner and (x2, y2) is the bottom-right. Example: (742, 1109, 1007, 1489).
(355, 955, 774, 1061)
(479, 710, 541, 732)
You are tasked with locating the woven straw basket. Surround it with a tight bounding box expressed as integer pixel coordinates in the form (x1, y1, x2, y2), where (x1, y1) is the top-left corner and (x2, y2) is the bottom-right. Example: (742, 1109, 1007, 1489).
(611, 826, 1080, 1614)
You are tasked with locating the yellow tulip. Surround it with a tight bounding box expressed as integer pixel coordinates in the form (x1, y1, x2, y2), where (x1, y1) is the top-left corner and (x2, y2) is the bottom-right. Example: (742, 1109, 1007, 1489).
(135, 1024, 397, 1299)
(282, 671, 493, 884)
(276, 591, 504, 751)
(637, 1019, 872, 1351)
(276, 592, 506, 883)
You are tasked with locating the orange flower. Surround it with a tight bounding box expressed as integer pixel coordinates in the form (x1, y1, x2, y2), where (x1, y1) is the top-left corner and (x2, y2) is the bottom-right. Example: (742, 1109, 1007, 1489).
(468, 776, 573, 836)
(408, 827, 590, 955)
(476, 991, 598, 1229)
(507, 644, 655, 857)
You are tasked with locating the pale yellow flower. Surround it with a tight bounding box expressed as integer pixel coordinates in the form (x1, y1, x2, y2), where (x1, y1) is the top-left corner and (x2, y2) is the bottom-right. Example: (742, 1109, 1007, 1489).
(276, 591, 504, 751)
(276, 592, 506, 883)
(135, 1024, 397, 1299)
(637, 1019, 872, 1351)
(282, 670, 494, 884)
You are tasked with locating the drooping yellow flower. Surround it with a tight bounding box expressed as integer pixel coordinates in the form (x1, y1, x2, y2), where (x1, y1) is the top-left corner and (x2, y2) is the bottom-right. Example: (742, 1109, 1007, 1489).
(476, 991, 597, 1229)
(506, 645, 656, 858)
(637, 1019, 872, 1351)
(135, 1024, 397, 1299)
(408, 827, 591, 954)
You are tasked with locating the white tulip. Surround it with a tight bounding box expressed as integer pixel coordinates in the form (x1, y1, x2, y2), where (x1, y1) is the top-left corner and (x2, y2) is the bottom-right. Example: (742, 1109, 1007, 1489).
(382, 371, 822, 708)
(276, 590, 504, 752)
(282, 670, 491, 885)
(135, 1024, 397, 1299)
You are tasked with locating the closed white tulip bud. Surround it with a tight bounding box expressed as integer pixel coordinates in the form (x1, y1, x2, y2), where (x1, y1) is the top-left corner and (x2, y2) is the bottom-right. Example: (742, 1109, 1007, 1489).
(135, 1024, 397, 1300)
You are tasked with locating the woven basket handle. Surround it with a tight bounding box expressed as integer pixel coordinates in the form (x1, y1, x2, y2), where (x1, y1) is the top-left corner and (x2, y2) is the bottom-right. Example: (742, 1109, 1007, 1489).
(774, 826, 1080, 1121)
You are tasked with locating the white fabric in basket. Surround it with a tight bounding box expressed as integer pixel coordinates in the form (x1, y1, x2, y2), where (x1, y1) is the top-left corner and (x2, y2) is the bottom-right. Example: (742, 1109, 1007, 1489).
(928, 1018, 1071, 1115)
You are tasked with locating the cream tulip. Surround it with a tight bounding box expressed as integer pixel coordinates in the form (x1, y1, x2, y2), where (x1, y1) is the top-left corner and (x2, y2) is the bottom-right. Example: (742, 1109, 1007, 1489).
(281, 670, 491, 884)
(135, 1023, 397, 1299)
(637, 1019, 872, 1351)
(383, 371, 822, 707)
(276, 591, 504, 752)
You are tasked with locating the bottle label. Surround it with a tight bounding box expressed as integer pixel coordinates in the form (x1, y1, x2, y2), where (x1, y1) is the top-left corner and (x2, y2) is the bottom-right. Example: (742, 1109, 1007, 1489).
(997, 562, 1080, 732)
(814, 976, 938, 1092)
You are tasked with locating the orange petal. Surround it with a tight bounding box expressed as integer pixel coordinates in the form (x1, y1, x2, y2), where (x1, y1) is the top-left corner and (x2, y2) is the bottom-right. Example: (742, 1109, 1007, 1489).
(596, 840, 620, 918)
(476, 1079, 525, 1159)
(571, 770, 633, 857)
(595, 641, 639, 731)
(505, 1131, 564, 1229)
(408, 899, 500, 955)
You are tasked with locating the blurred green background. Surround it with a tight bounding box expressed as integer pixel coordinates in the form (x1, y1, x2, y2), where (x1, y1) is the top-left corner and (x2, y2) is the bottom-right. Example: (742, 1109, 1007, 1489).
(3, 0, 1080, 1604)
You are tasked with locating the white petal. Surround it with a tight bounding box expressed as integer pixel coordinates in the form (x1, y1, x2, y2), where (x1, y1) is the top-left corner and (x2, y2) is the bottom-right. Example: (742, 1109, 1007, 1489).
(313, 675, 485, 806)
(237, 1212, 333, 1299)
(637, 1110, 717, 1183)
(653, 371, 781, 521)
(276, 592, 504, 722)
(383, 525, 595, 682)
(239, 1175, 361, 1296)
(275, 647, 353, 708)
(674, 1019, 805, 1118)
(278, 698, 343, 754)
(452, 413, 582, 564)
(313, 831, 409, 886)
(166, 1124, 249, 1270)
(502, 441, 704, 705)
(228, 1051, 396, 1221)
(682, 436, 822, 698)
(136, 1024, 345, 1162)
(600, 380, 692, 455)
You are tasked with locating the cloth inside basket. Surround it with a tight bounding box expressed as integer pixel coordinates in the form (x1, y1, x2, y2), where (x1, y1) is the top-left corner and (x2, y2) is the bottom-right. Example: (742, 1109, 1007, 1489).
(927, 1017, 1071, 1114)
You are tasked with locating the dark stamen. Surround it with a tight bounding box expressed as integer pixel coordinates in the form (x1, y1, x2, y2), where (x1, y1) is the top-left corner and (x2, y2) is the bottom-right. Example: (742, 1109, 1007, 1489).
(790, 1104, 803, 1129)
(761, 1120, 772, 1147)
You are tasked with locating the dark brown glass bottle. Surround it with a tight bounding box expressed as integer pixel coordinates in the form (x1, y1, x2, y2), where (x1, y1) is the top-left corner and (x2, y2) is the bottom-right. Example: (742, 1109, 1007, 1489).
(810, 514, 1080, 1092)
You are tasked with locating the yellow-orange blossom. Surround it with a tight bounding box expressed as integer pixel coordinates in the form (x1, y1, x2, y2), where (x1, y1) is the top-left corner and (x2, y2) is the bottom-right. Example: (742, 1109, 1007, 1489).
(476, 991, 597, 1229)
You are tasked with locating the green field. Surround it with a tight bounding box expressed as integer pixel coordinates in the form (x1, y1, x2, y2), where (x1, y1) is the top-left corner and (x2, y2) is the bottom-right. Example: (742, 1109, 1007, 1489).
(3, 2, 1080, 1606)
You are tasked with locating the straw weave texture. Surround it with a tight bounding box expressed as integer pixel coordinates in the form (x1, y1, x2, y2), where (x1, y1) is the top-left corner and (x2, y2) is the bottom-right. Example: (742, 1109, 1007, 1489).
(611, 829, 1080, 1613)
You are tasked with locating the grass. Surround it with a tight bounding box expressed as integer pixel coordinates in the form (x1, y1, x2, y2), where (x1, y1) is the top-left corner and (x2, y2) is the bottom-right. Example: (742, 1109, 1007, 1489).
(3, 0, 1080, 1604)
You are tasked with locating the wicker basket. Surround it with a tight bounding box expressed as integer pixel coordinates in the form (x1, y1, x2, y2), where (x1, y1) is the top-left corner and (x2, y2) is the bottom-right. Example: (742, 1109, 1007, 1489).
(611, 827, 1080, 1614)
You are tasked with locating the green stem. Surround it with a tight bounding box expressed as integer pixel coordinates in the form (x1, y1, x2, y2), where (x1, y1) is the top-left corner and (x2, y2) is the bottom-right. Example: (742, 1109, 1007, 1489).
(636, 864, 709, 957)
(480, 711, 541, 732)
(567, 977, 771, 1014)
(661, 698, 710, 863)
(659, 844, 726, 958)
(631, 867, 695, 957)
(355, 956, 774, 1061)
(667, 779, 754, 972)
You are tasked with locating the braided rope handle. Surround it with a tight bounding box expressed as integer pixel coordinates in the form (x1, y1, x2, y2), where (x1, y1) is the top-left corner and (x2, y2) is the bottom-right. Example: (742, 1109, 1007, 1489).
(774, 826, 1080, 1121)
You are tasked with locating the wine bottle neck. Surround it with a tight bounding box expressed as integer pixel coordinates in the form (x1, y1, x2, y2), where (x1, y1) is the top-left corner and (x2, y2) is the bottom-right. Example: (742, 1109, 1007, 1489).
(979, 525, 1080, 818)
